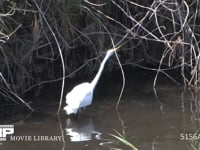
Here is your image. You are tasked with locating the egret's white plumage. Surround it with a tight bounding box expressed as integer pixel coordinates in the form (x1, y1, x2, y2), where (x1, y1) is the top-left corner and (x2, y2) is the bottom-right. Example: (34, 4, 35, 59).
(64, 83, 93, 114)
(64, 47, 120, 115)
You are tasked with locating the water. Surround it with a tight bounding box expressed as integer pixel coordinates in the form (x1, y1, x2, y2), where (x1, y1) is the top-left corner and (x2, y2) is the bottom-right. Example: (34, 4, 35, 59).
(0, 73, 199, 150)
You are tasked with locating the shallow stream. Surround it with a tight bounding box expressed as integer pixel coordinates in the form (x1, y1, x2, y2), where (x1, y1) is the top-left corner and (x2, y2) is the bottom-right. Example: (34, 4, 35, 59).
(0, 71, 199, 150)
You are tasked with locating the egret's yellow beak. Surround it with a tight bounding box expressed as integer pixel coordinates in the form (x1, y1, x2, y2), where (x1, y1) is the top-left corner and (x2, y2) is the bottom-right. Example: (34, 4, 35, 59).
(113, 45, 121, 51)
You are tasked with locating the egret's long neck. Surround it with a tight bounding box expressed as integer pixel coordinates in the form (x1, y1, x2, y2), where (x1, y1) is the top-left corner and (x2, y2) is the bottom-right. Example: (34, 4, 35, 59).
(90, 52, 113, 88)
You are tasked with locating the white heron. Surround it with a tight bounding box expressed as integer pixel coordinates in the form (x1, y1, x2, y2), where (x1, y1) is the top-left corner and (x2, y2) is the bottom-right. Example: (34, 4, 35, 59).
(64, 46, 120, 115)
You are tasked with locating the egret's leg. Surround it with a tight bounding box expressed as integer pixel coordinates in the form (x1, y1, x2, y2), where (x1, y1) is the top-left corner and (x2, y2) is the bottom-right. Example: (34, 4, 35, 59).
(77, 109, 82, 120)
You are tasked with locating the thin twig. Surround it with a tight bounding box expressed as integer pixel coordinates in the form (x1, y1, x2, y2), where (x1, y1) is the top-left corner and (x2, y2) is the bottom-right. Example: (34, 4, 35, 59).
(33, 0, 65, 114)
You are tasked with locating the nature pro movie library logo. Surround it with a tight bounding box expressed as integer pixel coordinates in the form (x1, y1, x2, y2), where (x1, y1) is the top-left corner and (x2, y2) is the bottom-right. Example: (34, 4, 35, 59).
(0, 124, 63, 142)
(0, 125, 14, 141)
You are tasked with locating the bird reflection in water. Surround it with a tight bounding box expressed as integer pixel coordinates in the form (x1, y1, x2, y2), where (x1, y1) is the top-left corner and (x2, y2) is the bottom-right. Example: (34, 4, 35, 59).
(65, 117, 101, 142)
(65, 115, 124, 149)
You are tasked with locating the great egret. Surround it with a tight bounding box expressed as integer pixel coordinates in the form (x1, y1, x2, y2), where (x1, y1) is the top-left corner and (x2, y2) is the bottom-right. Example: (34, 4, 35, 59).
(64, 47, 120, 115)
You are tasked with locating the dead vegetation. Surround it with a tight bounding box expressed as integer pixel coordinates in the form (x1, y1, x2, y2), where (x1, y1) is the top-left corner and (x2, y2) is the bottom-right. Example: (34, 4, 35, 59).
(0, 0, 200, 110)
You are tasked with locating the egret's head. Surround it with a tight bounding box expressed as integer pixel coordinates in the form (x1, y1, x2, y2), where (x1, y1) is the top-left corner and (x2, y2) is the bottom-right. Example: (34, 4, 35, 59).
(106, 46, 120, 56)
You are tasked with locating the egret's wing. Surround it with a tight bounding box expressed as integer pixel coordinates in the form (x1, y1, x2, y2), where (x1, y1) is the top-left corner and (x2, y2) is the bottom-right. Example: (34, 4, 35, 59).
(79, 91, 93, 108)
(66, 82, 93, 109)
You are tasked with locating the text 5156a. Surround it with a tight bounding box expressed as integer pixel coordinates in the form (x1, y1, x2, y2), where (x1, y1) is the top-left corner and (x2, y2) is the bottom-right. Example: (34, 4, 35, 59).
(180, 133, 200, 140)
